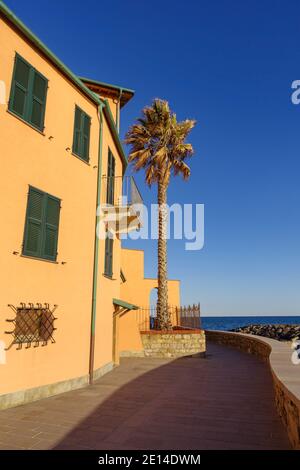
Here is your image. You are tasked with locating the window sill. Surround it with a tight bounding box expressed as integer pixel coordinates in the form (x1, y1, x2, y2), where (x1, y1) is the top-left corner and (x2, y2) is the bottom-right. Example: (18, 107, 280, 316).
(71, 151, 91, 166)
(103, 273, 115, 280)
(7, 109, 46, 136)
(20, 254, 59, 264)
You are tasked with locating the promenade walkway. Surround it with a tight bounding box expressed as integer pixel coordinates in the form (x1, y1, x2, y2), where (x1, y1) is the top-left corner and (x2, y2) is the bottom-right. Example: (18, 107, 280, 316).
(0, 342, 291, 449)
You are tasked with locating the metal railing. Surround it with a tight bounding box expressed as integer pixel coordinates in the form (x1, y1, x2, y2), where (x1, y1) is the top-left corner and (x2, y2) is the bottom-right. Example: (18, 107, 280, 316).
(177, 303, 201, 329)
(135, 304, 201, 331)
(102, 175, 143, 207)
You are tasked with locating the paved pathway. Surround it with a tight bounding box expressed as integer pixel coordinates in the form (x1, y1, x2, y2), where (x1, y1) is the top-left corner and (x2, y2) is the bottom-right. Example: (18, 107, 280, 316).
(0, 342, 291, 449)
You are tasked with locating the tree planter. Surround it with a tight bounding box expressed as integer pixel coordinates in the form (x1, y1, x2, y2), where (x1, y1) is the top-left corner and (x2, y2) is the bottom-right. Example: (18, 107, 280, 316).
(140, 328, 206, 358)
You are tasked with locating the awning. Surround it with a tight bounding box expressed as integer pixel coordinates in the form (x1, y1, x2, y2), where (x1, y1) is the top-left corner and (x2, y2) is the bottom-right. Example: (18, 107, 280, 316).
(113, 298, 139, 311)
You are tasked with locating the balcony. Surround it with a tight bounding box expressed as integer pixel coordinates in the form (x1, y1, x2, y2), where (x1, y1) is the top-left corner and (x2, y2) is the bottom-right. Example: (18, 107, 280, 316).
(101, 176, 143, 234)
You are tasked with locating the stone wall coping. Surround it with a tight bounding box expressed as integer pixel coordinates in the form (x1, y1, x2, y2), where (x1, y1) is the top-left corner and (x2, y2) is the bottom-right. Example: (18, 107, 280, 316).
(141, 329, 204, 335)
(206, 330, 300, 405)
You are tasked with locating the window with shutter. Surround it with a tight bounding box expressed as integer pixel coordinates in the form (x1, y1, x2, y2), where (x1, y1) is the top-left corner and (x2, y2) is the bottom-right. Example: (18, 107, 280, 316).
(104, 233, 114, 278)
(23, 187, 61, 261)
(72, 106, 91, 162)
(9, 54, 48, 131)
(106, 150, 115, 205)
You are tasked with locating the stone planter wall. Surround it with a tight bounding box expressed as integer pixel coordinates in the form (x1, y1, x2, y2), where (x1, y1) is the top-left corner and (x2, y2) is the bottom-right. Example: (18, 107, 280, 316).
(141, 329, 206, 358)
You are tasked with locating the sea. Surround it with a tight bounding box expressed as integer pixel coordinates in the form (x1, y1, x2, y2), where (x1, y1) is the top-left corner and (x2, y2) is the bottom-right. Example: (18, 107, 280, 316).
(201, 316, 300, 331)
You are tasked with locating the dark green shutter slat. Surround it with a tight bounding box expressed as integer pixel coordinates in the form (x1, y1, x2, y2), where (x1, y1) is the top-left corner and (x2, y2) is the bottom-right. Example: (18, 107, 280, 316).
(27, 189, 43, 220)
(104, 237, 109, 275)
(109, 238, 113, 276)
(26, 222, 42, 254)
(45, 197, 60, 226)
(106, 152, 111, 203)
(11, 87, 27, 117)
(72, 107, 82, 155)
(9, 56, 30, 118)
(104, 235, 113, 277)
(14, 57, 30, 88)
(106, 151, 115, 205)
(44, 227, 57, 259)
(72, 106, 91, 161)
(82, 114, 91, 161)
(43, 196, 60, 260)
(30, 71, 47, 130)
(32, 72, 47, 101)
(23, 189, 43, 257)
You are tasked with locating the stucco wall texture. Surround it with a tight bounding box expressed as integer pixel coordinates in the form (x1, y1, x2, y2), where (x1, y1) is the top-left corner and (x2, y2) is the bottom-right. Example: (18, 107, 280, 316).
(0, 14, 123, 397)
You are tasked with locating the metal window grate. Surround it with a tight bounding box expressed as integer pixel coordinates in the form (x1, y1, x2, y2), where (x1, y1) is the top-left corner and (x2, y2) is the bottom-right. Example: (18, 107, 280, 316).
(5, 303, 58, 350)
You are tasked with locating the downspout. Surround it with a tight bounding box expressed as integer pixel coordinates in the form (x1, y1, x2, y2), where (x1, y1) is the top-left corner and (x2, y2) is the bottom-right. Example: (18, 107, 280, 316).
(89, 102, 104, 385)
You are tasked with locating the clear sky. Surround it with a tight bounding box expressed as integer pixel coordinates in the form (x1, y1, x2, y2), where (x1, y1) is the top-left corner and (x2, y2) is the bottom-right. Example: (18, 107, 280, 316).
(5, 0, 300, 316)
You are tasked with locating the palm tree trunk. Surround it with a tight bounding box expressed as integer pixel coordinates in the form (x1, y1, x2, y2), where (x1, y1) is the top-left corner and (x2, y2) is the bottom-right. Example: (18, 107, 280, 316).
(156, 178, 172, 330)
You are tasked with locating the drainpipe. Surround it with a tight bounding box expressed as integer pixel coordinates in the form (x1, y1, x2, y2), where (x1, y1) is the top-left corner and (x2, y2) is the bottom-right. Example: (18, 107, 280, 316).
(89, 102, 104, 385)
(116, 89, 123, 132)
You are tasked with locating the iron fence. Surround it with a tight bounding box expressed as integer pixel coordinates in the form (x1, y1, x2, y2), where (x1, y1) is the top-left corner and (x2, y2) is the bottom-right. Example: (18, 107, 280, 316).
(177, 303, 201, 329)
(136, 303, 201, 331)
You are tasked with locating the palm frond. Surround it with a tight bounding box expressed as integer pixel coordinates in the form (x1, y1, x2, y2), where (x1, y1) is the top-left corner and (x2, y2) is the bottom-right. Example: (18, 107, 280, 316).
(125, 98, 196, 186)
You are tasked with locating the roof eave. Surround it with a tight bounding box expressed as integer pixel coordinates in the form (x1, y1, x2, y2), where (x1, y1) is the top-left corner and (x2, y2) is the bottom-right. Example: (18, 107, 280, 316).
(79, 77, 134, 108)
(103, 100, 128, 170)
(79, 76, 135, 96)
(0, 1, 103, 108)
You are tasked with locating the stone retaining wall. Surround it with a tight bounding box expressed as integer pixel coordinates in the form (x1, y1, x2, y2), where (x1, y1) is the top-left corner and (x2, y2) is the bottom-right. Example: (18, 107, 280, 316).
(206, 330, 271, 360)
(206, 330, 300, 449)
(141, 329, 206, 358)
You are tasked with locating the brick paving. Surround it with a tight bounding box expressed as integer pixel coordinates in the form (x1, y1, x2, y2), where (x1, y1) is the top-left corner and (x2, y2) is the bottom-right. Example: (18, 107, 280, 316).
(0, 342, 291, 449)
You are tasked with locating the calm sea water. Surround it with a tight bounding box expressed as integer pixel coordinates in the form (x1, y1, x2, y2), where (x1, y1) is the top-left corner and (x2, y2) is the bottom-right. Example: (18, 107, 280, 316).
(201, 316, 300, 331)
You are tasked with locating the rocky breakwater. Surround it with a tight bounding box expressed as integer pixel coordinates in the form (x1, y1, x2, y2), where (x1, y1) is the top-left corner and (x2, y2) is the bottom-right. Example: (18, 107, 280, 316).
(230, 324, 300, 342)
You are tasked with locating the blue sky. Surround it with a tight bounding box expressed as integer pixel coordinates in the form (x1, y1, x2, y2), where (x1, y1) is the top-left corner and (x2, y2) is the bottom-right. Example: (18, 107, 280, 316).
(5, 0, 300, 316)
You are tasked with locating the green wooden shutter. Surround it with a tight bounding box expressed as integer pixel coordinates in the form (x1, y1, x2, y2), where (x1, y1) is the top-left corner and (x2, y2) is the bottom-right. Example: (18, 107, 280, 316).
(9, 55, 30, 118)
(82, 113, 91, 161)
(106, 150, 115, 204)
(108, 238, 113, 276)
(23, 188, 44, 257)
(23, 188, 61, 261)
(43, 195, 60, 261)
(9, 54, 48, 131)
(29, 70, 48, 130)
(72, 106, 91, 161)
(104, 236, 110, 275)
(72, 106, 82, 156)
(104, 234, 113, 277)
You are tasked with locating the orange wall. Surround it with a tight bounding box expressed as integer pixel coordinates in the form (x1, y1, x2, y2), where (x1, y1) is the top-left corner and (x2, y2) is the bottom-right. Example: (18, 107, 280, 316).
(118, 248, 181, 353)
(0, 16, 124, 395)
(93, 113, 124, 370)
(120, 248, 181, 307)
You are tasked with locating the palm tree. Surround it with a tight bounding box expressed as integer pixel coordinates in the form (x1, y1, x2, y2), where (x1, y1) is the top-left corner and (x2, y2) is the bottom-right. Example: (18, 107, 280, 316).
(125, 99, 196, 330)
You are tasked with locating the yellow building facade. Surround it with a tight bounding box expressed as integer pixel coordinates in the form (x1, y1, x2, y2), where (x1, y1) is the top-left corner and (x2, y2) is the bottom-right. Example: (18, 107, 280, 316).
(0, 2, 180, 409)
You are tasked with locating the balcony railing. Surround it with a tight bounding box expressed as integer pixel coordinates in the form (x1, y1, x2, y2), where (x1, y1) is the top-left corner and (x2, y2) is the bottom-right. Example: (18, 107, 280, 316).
(101, 176, 143, 234)
(102, 176, 143, 207)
